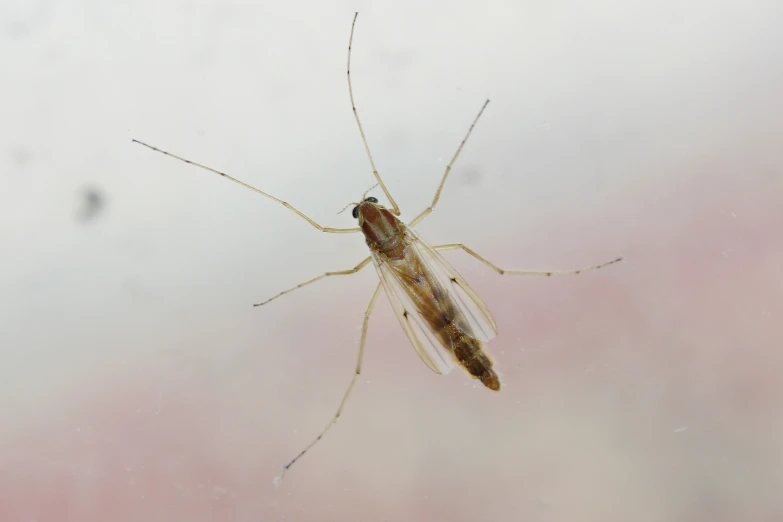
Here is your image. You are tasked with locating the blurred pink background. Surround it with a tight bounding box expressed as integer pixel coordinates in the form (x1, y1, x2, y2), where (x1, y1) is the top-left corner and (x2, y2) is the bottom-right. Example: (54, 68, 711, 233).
(1, 1, 781, 521)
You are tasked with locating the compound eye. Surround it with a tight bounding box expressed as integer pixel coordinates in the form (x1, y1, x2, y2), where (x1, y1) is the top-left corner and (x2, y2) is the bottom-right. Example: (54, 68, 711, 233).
(366, 196, 378, 203)
(351, 206, 360, 219)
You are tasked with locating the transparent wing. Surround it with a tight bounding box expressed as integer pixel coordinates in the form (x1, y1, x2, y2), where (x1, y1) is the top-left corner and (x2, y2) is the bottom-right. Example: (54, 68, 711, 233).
(372, 253, 457, 375)
(405, 228, 498, 342)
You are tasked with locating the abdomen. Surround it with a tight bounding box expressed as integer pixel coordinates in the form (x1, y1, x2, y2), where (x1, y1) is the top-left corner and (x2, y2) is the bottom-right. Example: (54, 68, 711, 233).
(442, 323, 501, 391)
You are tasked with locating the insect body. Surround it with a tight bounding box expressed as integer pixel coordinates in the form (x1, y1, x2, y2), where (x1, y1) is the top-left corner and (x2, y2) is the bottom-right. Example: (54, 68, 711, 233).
(132, 12, 622, 482)
(355, 197, 500, 390)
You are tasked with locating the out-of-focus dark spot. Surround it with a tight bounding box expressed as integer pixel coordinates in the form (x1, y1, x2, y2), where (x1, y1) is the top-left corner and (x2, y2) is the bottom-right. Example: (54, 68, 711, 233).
(5, 0, 54, 40)
(460, 166, 482, 186)
(10, 147, 31, 166)
(7, 21, 31, 39)
(77, 186, 106, 223)
(384, 128, 409, 149)
(122, 276, 158, 303)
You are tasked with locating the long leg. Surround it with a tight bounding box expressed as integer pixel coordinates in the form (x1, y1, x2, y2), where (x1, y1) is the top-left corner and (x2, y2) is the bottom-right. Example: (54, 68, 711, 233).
(409, 99, 491, 228)
(132, 140, 360, 233)
(347, 12, 400, 216)
(434, 243, 623, 276)
(253, 257, 372, 307)
(274, 281, 383, 485)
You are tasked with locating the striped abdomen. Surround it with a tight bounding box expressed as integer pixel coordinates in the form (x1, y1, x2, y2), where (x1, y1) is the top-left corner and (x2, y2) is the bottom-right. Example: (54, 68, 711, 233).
(358, 202, 500, 391)
(403, 251, 501, 391)
(440, 319, 500, 391)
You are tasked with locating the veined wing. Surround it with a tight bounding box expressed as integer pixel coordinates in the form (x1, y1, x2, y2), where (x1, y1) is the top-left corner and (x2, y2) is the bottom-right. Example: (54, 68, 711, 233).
(404, 227, 498, 342)
(372, 248, 457, 375)
(370, 226, 498, 375)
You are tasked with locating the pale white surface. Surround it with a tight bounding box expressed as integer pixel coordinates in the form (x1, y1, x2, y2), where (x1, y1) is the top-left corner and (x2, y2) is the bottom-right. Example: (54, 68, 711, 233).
(1, 1, 782, 520)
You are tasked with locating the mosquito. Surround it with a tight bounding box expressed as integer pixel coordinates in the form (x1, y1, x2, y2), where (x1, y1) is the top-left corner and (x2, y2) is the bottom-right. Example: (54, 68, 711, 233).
(132, 12, 623, 483)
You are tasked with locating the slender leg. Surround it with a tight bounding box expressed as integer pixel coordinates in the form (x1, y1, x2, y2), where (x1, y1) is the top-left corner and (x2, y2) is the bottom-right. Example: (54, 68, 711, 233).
(274, 281, 383, 485)
(132, 139, 360, 233)
(434, 243, 623, 276)
(253, 257, 372, 307)
(347, 12, 400, 216)
(409, 99, 491, 228)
